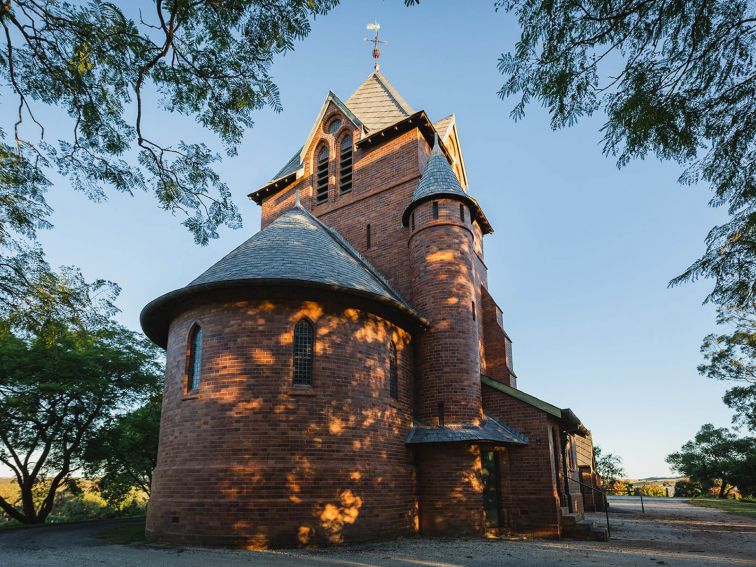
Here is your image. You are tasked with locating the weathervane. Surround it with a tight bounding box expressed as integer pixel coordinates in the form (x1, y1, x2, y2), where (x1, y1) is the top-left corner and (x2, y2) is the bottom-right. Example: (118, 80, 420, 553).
(364, 21, 387, 71)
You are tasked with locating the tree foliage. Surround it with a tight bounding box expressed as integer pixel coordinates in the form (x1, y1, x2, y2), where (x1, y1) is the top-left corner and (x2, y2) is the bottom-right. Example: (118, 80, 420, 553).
(0, 0, 340, 246)
(496, 0, 755, 310)
(0, 323, 162, 524)
(84, 393, 161, 506)
(666, 423, 756, 498)
(674, 479, 703, 497)
(594, 445, 625, 486)
(698, 304, 756, 430)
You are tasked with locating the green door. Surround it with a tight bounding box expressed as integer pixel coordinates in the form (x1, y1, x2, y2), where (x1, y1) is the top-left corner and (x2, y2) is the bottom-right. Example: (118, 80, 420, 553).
(481, 450, 501, 528)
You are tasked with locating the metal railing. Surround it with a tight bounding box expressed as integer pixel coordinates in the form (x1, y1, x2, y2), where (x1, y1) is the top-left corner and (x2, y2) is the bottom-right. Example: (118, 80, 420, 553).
(565, 477, 611, 538)
(604, 485, 647, 512)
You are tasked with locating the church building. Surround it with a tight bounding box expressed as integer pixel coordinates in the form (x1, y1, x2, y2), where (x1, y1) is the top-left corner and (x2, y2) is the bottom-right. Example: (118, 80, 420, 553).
(141, 68, 602, 548)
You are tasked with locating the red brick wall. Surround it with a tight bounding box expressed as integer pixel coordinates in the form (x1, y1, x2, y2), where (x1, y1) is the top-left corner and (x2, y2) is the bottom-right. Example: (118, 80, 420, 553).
(415, 444, 485, 536)
(482, 385, 562, 537)
(481, 287, 513, 387)
(260, 126, 426, 300)
(409, 198, 482, 424)
(147, 295, 418, 548)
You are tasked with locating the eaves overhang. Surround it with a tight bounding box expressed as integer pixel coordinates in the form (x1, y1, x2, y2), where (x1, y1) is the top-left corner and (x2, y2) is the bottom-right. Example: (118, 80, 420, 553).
(141, 278, 431, 349)
(481, 374, 589, 437)
(405, 415, 528, 446)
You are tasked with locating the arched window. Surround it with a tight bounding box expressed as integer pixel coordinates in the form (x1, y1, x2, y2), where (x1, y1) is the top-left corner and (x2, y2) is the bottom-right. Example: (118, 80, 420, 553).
(316, 147, 329, 204)
(328, 118, 342, 134)
(187, 325, 203, 392)
(339, 135, 353, 194)
(293, 319, 314, 385)
(389, 341, 398, 400)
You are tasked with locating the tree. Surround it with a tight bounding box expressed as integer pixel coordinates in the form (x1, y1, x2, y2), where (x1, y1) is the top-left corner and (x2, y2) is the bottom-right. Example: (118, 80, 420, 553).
(699, 304, 756, 431)
(0, 323, 162, 524)
(666, 423, 754, 498)
(84, 393, 162, 507)
(0, 0, 344, 246)
(673, 479, 703, 498)
(594, 445, 625, 486)
(496, 1, 755, 310)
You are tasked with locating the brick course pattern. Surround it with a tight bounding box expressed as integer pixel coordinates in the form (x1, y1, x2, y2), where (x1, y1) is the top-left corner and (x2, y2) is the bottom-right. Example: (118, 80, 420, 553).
(146, 297, 417, 547)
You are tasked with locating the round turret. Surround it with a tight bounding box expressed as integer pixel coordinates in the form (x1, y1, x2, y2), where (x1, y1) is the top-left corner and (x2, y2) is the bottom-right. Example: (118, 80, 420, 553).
(407, 140, 483, 425)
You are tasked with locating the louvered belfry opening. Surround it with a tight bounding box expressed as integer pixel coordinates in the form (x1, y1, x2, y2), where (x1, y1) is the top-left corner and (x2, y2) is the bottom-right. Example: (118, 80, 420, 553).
(293, 319, 314, 385)
(339, 136, 353, 194)
(316, 147, 329, 204)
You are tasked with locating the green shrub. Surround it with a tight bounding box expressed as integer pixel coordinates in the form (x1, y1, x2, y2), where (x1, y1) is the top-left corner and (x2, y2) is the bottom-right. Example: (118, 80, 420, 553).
(674, 480, 703, 497)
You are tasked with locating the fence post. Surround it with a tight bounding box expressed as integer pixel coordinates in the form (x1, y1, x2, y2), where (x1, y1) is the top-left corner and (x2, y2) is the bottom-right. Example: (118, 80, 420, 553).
(639, 489, 645, 513)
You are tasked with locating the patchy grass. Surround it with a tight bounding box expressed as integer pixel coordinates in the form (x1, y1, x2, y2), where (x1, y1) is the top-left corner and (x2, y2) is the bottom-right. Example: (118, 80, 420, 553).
(689, 497, 756, 518)
(97, 518, 147, 545)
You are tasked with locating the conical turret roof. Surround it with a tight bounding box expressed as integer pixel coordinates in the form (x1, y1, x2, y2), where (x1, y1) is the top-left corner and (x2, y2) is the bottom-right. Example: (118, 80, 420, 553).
(402, 137, 484, 227)
(141, 205, 426, 347)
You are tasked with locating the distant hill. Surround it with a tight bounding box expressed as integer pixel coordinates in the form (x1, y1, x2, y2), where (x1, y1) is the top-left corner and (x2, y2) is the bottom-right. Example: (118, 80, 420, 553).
(626, 477, 685, 486)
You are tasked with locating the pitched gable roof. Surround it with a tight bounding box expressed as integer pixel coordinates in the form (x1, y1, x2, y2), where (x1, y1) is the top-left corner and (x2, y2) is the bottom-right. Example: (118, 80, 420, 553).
(345, 70, 414, 131)
(481, 375, 589, 436)
(141, 205, 427, 347)
(433, 115, 455, 141)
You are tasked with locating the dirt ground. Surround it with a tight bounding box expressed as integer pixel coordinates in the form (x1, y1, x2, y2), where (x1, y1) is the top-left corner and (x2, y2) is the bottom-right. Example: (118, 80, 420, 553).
(0, 497, 753, 566)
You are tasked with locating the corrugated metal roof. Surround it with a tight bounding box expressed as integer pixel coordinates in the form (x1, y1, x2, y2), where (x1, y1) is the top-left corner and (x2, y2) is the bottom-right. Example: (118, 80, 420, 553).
(481, 374, 562, 418)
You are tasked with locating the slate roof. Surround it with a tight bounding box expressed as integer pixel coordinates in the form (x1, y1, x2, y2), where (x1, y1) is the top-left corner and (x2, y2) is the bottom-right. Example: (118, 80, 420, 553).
(272, 148, 303, 180)
(255, 71, 414, 193)
(405, 415, 528, 446)
(345, 71, 414, 131)
(141, 205, 427, 347)
(433, 114, 455, 142)
(401, 136, 485, 227)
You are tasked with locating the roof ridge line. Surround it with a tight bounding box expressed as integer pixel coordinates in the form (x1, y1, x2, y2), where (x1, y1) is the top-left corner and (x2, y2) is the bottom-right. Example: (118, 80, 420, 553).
(297, 206, 412, 309)
(371, 70, 414, 115)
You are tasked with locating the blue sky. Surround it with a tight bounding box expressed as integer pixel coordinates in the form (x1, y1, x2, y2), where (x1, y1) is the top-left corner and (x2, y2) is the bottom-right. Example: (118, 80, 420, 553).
(15, 1, 736, 478)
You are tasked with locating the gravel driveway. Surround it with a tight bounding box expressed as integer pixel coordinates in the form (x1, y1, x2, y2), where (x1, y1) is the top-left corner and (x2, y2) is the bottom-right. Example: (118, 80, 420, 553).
(1, 497, 753, 566)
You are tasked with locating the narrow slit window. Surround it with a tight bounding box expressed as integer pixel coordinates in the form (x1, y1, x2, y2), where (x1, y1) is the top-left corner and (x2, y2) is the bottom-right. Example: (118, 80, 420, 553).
(293, 319, 314, 385)
(472, 301, 476, 321)
(316, 147, 329, 204)
(366, 224, 371, 249)
(389, 341, 398, 400)
(459, 203, 465, 221)
(187, 326, 203, 392)
(339, 136, 353, 194)
(432, 201, 439, 219)
(411, 212, 415, 231)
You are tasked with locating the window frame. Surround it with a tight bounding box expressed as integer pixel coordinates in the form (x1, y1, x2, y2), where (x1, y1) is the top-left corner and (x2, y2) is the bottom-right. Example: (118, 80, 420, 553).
(338, 134, 353, 195)
(389, 341, 398, 400)
(315, 145, 329, 205)
(186, 324, 203, 393)
(293, 318, 315, 386)
(327, 118, 342, 134)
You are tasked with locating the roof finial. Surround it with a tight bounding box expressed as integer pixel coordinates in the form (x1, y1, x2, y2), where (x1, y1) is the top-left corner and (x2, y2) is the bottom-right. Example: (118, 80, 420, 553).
(365, 21, 387, 71)
(295, 189, 301, 207)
